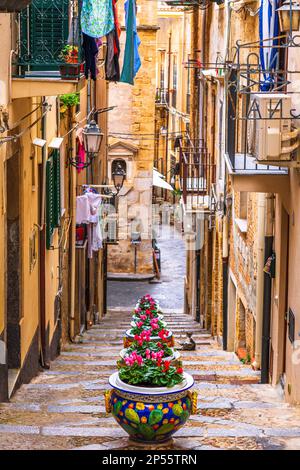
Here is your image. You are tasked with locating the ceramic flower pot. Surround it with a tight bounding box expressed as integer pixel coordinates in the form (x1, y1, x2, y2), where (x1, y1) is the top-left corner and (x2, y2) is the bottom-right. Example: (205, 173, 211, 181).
(105, 372, 197, 443)
(124, 329, 174, 348)
(119, 348, 182, 367)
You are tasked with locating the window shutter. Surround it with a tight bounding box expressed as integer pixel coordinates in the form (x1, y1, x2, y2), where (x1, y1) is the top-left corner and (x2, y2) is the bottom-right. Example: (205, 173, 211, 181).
(46, 150, 61, 250)
(20, 0, 69, 72)
(46, 155, 55, 249)
(53, 150, 61, 227)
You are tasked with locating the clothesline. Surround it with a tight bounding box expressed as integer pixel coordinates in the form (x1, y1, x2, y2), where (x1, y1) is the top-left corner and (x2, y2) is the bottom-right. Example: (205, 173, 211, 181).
(81, 0, 141, 85)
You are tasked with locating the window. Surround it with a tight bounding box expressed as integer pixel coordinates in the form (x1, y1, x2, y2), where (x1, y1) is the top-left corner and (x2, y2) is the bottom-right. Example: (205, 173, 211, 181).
(111, 159, 127, 180)
(172, 55, 177, 108)
(186, 54, 191, 114)
(46, 150, 61, 249)
(20, 0, 70, 73)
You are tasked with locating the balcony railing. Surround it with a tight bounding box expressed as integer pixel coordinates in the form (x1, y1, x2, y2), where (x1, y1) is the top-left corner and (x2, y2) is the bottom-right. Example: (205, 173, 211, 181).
(155, 88, 169, 106)
(13, 0, 83, 79)
(179, 138, 216, 211)
(224, 35, 299, 174)
(0, 0, 32, 11)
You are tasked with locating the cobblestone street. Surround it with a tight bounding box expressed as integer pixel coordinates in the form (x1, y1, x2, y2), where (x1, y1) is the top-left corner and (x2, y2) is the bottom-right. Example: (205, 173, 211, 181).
(1, 309, 300, 450)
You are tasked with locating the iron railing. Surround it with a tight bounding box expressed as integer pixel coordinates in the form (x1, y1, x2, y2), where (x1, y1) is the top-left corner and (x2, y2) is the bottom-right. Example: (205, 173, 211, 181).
(224, 34, 300, 173)
(155, 88, 169, 106)
(13, 0, 83, 79)
(179, 138, 216, 209)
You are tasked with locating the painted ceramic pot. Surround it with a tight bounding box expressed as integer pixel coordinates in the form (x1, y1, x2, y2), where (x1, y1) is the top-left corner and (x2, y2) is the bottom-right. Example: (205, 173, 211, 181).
(123, 329, 174, 348)
(105, 372, 197, 443)
(119, 348, 182, 367)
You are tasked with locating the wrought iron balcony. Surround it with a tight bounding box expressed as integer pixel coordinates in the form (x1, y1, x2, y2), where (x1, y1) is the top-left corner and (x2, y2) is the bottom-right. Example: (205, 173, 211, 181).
(13, 0, 83, 80)
(155, 88, 169, 107)
(179, 139, 216, 212)
(0, 0, 31, 11)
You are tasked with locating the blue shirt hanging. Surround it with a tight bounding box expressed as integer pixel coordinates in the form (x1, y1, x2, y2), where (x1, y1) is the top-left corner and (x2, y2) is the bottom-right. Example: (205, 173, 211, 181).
(120, 0, 141, 85)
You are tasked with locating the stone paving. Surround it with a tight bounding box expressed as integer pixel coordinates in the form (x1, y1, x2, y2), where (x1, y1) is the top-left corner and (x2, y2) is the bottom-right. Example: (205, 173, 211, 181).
(0, 309, 300, 450)
(107, 223, 186, 310)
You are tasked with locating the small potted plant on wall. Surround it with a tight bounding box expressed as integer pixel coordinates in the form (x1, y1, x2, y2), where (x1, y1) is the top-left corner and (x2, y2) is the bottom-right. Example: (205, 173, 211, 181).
(59, 45, 80, 80)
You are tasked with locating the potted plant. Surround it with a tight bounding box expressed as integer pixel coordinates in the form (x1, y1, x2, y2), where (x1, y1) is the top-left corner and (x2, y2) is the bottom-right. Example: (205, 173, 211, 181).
(119, 338, 181, 367)
(105, 295, 197, 443)
(124, 327, 174, 348)
(59, 45, 80, 80)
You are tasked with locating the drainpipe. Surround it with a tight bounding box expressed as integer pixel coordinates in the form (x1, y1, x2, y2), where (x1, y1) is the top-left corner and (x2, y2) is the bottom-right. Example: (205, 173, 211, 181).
(253, 193, 266, 370)
(261, 193, 274, 383)
(222, 214, 229, 350)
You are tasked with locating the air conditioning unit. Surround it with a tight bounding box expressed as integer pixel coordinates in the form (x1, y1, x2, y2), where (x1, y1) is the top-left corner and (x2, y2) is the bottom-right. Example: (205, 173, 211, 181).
(247, 93, 299, 162)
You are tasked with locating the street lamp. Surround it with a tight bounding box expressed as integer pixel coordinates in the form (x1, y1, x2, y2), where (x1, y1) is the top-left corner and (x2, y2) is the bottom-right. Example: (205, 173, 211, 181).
(82, 120, 103, 155)
(277, 0, 300, 32)
(112, 162, 126, 195)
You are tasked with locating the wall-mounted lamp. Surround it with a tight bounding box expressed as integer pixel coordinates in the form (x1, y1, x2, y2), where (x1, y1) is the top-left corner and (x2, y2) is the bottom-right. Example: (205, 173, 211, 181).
(277, 0, 300, 32)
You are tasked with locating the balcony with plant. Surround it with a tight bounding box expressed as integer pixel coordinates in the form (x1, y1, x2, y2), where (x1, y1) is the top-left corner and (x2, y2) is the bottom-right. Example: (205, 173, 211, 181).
(13, 0, 83, 81)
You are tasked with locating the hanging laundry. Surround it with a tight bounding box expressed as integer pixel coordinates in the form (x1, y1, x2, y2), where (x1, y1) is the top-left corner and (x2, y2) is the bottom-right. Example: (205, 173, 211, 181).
(76, 195, 90, 224)
(85, 192, 103, 258)
(105, 0, 121, 82)
(120, 0, 141, 85)
(81, 0, 115, 39)
(82, 32, 99, 81)
(105, 29, 120, 81)
(76, 127, 86, 173)
(76, 191, 103, 258)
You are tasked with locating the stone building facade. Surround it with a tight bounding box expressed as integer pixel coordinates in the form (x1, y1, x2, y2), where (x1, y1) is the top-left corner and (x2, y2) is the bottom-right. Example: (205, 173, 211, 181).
(0, 4, 108, 401)
(107, 0, 158, 275)
(166, 0, 300, 405)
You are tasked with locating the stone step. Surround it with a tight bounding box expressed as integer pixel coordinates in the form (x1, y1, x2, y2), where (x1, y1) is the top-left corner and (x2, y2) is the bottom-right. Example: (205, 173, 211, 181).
(0, 423, 299, 439)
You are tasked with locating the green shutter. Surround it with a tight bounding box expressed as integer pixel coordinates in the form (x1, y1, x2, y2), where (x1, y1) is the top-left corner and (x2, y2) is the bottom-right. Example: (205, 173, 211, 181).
(46, 150, 61, 250)
(20, 0, 69, 72)
(53, 150, 61, 227)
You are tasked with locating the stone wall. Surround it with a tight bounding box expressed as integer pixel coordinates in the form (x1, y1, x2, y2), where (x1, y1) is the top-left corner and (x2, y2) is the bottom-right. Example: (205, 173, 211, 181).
(107, 0, 158, 274)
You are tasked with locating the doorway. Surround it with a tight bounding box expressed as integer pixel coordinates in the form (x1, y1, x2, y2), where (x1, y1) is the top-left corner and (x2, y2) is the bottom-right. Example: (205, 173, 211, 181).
(6, 151, 21, 391)
(227, 275, 237, 351)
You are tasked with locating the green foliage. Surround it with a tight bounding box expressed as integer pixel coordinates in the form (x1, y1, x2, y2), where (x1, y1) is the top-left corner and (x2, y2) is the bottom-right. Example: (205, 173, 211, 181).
(130, 319, 165, 335)
(59, 93, 80, 114)
(126, 340, 173, 358)
(119, 361, 184, 388)
(173, 188, 182, 198)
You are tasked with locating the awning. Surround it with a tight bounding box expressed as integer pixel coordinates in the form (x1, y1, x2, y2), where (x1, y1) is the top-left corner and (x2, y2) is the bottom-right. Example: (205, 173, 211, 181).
(153, 169, 174, 191)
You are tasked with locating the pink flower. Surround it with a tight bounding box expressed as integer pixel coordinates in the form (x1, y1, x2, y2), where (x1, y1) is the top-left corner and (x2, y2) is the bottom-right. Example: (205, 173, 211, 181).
(158, 329, 169, 341)
(140, 315, 147, 321)
(145, 349, 151, 359)
(136, 321, 144, 328)
(125, 352, 143, 367)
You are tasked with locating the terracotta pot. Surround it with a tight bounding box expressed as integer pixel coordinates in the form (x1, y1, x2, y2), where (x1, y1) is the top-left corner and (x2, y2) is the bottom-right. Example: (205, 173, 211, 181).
(105, 372, 197, 443)
(59, 64, 80, 80)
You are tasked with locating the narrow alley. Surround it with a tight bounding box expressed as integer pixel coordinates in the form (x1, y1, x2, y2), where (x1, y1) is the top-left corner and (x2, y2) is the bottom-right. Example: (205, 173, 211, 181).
(1, 0, 300, 456)
(1, 310, 300, 450)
